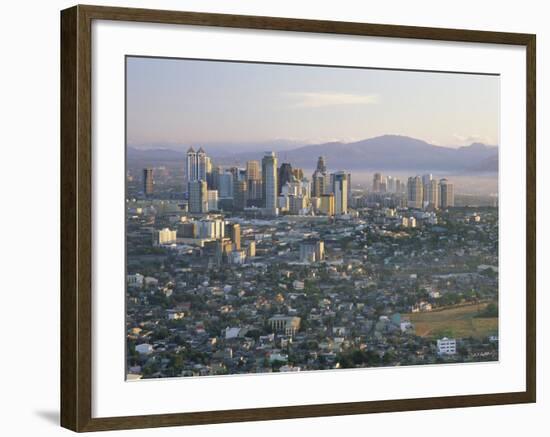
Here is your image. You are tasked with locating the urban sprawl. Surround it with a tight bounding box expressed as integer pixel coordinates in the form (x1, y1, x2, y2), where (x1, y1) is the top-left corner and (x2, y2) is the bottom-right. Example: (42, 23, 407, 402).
(126, 147, 499, 379)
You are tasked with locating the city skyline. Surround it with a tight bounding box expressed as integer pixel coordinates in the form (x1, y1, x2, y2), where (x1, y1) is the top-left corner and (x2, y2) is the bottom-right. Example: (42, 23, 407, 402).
(127, 57, 499, 149)
(125, 57, 499, 381)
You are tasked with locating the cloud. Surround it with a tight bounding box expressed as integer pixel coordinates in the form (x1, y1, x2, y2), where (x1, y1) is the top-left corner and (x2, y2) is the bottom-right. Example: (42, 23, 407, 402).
(452, 133, 495, 146)
(286, 92, 379, 108)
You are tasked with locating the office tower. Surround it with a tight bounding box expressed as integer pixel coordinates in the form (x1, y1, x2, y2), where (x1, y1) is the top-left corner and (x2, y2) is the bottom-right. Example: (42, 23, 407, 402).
(312, 172, 328, 198)
(312, 156, 328, 197)
(233, 180, 248, 211)
(395, 178, 403, 193)
(332, 171, 348, 215)
(245, 160, 260, 181)
(197, 147, 208, 181)
(373, 173, 384, 193)
(142, 168, 154, 196)
(439, 178, 455, 208)
(426, 179, 439, 209)
(320, 193, 335, 216)
(218, 172, 234, 198)
(293, 168, 304, 181)
(315, 156, 327, 173)
(207, 190, 219, 211)
(186, 147, 210, 183)
(247, 179, 263, 203)
(188, 180, 208, 213)
(186, 147, 198, 182)
(225, 222, 241, 251)
(299, 239, 325, 263)
(422, 174, 433, 203)
(262, 152, 278, 213)
(152, 228, 177, 246)
(278, 163, 294, 195)
(407, 176, 424, 209)
(208, 165, 222, 191)
(289, 195, 307, 215)
(386, 176, 395, 193)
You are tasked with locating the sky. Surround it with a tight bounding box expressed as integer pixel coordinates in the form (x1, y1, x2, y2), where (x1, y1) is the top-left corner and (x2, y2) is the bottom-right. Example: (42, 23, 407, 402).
(126, 56, 499, 149)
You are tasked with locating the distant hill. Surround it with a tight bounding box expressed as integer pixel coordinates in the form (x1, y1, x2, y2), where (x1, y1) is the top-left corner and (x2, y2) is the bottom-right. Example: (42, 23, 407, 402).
(128, 135, 498, 173)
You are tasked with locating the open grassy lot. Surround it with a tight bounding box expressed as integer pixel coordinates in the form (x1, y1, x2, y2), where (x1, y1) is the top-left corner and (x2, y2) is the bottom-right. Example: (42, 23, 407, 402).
(406, 303, 498, 339)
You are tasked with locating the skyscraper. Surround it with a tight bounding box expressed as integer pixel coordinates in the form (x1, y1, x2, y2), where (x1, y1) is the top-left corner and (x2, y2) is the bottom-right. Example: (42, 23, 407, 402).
(426, 179, 439, 209)
(186, 147, 198, 182)
(439, 178, 455, 208)
(320, 193, 335, 216)
(186, 147, 210, 184)
(142, 168, 154, 197)
(312, 156, 329, 198)
(422, 174, 433, 204)
(188, 180, 208, 213)
(233, 180, 248, 211)
(373, 173, 384, 193)
(262, 152, 278, 214)
(407, 176, 423, 209)
(332, 171, 348, 215)
(218, 172, 234, 198)
(278, 163, 294, 195)
(225, 222, 241, 251)
(197, 147, 209, 181)
(245, 160, 260, 181)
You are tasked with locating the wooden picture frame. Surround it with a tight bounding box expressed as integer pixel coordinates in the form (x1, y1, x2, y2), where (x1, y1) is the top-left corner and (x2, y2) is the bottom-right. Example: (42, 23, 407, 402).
(61, 4, 536, 432)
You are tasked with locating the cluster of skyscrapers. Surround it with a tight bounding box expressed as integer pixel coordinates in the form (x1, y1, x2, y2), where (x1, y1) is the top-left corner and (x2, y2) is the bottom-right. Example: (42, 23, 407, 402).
(371, 172, 454, 210)
(163, 148, 353, 217)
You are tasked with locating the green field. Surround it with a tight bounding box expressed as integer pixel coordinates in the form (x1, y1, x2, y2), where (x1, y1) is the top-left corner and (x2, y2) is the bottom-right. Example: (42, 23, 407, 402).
(406, 303, 498, 339)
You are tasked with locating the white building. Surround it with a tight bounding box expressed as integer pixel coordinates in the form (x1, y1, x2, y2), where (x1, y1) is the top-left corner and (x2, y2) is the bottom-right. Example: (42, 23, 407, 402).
(262, 151, 278, 215)
(135, 343, 153, 355)
(437, 337, 457, 355)
(207, 189, 218, 211)
(152, 228, 177, 246)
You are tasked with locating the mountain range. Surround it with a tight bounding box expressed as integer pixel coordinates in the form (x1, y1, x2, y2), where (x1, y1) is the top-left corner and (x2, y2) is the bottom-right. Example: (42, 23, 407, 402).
(128, 135, 498, 173)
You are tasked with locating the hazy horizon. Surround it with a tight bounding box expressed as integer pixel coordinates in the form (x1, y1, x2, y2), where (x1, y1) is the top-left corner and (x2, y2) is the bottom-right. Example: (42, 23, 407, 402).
(127, 57, 499, 149)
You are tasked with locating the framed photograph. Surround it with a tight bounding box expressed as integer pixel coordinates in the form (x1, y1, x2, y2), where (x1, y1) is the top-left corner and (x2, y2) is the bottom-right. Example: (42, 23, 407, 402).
(60, 5, 536, 432)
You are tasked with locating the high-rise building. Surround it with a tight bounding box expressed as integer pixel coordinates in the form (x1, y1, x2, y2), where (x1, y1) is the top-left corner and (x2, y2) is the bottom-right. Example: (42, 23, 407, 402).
(152, 228, 177, 246)
(143, 168, 154, 196)
(218, 172, 234, 198)
(332, 171, 348, 215)
(262, 152, 278, 214)
(426, 179, 439, 209)
(373, 173, 384, 193)
(186, 147, 209, 183)
(225, 222, 241, 251)
(188, 180, 208, 213)
(197, 147, 209, 181)
(439, 178, 455, 208)
(278, 163, 294, 195)
(207, 190, 219, 211)
(186, 147, 198, 182)
(320, 193, 335, 216)
(245, 160, 260, 181)
(315, 156, 327, 174)
(422, 174, 433, 203)
(312, 156, 329, 198)
(386, 176, 395, 193)
(407, 176, 424, 209)
(233, 180, 248, 211)
(293, 168, 304, 181)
